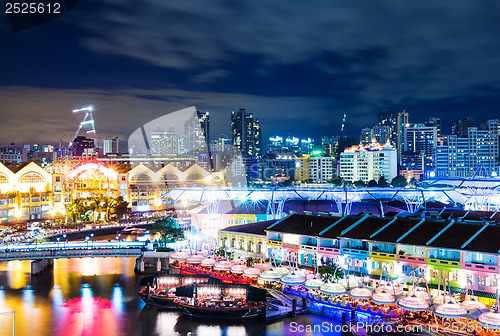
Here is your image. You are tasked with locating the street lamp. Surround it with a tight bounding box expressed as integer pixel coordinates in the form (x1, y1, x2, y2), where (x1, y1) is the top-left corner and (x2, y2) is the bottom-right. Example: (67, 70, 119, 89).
(63, 234, 67, 248)
(57, 237, 60, 249)
(90, 233, 94, 248)
(116, 235, 120, 248)
(85, 236, 89, 249)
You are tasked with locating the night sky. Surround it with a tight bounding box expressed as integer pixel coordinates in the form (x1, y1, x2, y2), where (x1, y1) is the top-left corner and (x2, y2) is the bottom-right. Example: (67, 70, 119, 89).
(1, 0, 500, 147)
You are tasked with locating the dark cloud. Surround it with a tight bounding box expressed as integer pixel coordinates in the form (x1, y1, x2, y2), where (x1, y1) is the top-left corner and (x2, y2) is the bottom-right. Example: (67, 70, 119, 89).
(1, 1, 500, 145)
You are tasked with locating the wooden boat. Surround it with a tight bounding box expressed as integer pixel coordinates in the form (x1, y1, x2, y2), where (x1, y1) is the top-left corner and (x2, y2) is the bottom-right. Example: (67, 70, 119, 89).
(138, 274, 210, 307)
(173, 282, 267, 319)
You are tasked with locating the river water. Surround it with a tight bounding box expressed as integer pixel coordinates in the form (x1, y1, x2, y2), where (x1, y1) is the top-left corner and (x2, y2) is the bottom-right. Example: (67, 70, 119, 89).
(0, 256, 342, 336)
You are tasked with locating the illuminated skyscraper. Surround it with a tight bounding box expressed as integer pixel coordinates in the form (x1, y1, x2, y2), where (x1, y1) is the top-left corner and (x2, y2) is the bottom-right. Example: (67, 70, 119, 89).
(231, 109, 262, 158)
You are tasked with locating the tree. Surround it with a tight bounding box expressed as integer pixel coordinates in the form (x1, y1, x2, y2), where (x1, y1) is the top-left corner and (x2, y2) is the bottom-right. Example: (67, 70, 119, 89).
(328, 176, 342, 186)
(153, 216, 185, 244)
(354, 180, 366, 187)
(111, 196, 130, 220)
(67, 198, 86, 223)
(377, 176, 389, 187)
(367, 179, 377, 187)
(391, 175, 407, 187)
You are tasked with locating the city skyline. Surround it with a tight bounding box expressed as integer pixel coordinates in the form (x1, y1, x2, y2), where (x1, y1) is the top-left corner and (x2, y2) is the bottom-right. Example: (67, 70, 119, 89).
(1, 1, 500, 145)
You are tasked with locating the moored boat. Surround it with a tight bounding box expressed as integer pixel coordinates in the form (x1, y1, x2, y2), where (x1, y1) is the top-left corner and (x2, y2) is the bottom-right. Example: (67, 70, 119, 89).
(138, 274, 210, 307)
(173, 282, 267, 319)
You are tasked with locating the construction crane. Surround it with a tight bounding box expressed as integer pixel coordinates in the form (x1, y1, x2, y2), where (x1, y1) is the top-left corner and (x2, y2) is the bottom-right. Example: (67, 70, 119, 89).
(69, 106, 96, 148)
(336, 113, 347, 159)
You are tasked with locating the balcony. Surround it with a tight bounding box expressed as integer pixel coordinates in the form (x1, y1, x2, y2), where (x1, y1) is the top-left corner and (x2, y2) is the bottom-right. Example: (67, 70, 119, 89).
(318, 246, 341, 256)
(428, 258, 460, 268)
(267, 240, 282, 248)
(342, 247, 369, 257)
(300, 244, 317, 252)
(462, 261, 499, 274)
(398, 255, 427, 264)
(283, 242, 300, 251)
(370, 251, 396, 260)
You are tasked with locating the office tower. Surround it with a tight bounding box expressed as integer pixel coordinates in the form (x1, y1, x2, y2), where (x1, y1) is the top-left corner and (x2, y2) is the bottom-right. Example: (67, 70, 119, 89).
(300, 138, 314, 155)
(185, 111, 209, 155)
(71, 136, 95, 156)
(103, 137, 119, 155)
(231, 109, 262, 158)
(360, 126, 392, 145)
(426, 117, 442, 136)
(0, 144, 28, 163)
(403, 124, 437, 171)
(267, 136, 284, 154)
(452, 117, 475, 138)
(435, 119, 499, 177)
(150, 126, 183, 156)
(340, 140, 397, 183)
(378, 110, 409, 164)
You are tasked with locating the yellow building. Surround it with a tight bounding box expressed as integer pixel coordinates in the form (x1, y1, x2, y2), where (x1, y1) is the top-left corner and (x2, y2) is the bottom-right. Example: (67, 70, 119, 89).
(0, 157, 224, 224)
(218, 220, 276, 260)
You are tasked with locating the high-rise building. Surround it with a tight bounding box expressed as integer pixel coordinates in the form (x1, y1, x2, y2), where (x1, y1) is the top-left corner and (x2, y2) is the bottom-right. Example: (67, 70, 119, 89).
(267, 136, 284, 154)
(185, 111, 209, 155)
(300, 138, 314, 155)
(378, 110, 409, 164)
(403, 124, 437, 171)
(71, 136, 95, 156)
(339, 140, 397, 183)
(435, 119, 499, 177)
(426, 117, 442, 136)
(0, 144, 28, 163)
(231, 109, 262, 158)
(211, 135, 232, 153)
(295, 152, 335, 183)
(150, 126, 184, 156)
(360, 126, 392, 145)
(452, 117, 475, 138)
(103, 137, 120, 155)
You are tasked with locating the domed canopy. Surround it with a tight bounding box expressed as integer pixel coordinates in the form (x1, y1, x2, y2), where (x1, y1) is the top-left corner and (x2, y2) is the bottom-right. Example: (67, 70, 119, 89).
(243, 267, 262, 277)
(230, 264, 248, 274)
(371, 290, 396, 305)
(434, 302, 468, 319)
(320, 282, 347, 296)
(478, 311, 500, 329)
(349, 287, 373, 300)
(259, 270, 283, 282)
(200, 258, 215, 267)
(273, 266, 290, 276)
(462, 298, 488, 312)
(253, 263, 270, 271)
(213, 260, 233, 271)
(376, 283, 403, 296)
(433, 295, 457, 305)
(170, 251, 190, 260)
(304, 279, 324, 290)
(231, 258, 246, 265)
(196, 250, 208, 257)
(280, 273, 306, 286)
(397, 294, 430, 311)
(186, 255, 204, 264)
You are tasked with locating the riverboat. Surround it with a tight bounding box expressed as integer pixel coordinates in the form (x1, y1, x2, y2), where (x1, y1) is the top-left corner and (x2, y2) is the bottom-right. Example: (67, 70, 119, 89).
(138, 274, 210, 307)
(173, 282, 267, 319)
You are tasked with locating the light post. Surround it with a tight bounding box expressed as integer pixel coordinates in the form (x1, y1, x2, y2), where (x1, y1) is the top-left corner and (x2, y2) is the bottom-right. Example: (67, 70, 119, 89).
(116, 235, 120, 248)
(63, 234, 66, 248)
(90, 233, 94, 248)
(57, 237, 60, 249)
(85, 236, 89, 249)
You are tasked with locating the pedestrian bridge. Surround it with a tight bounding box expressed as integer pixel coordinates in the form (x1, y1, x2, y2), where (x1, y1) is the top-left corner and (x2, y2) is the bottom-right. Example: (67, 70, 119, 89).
(0, 241, 146, 261)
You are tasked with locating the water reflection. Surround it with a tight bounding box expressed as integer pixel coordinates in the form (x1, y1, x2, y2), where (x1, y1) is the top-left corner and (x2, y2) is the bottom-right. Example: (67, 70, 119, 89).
(0, 257, 334, 336)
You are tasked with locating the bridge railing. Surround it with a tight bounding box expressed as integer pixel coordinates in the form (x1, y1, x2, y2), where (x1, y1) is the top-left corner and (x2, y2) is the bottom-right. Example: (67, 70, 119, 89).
(0, 247, 143, 261)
